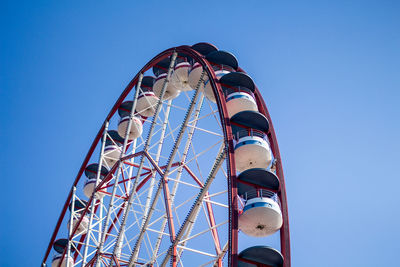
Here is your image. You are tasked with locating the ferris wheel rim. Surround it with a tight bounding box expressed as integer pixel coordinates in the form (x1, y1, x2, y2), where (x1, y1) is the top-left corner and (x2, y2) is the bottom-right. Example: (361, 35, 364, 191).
(42, 44, 290, 267)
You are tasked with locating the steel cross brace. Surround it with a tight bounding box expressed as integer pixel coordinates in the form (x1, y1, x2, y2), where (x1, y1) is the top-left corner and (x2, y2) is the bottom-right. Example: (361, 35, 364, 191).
(147, 93, 207, 266)
(127, 70, 206, 266)
(159, 144, 226, 267)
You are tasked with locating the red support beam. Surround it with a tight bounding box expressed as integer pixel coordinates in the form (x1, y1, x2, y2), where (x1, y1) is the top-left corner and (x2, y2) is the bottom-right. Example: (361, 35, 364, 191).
(252, 85, 291, 267)
(143, 151, 176, 243)
(182, 165, 222, 257)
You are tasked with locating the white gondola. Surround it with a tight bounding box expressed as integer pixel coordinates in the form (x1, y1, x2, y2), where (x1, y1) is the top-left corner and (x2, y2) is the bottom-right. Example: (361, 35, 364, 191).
(188, 62, 207, 90)
(135, 76, 158, 117)
(83, 163, 108, 199)
(67, 214, 89, 234)
(234, 129, 272, 172)
(171, 60, 192, 91)
(103, 130, 124, 167)
(226, 90, 258, 118)
(83, 178, 107, 199)
(118, 115, 142, 140)
(187, 42, 218, 90)
(239, 190, 283, 237)
(68, 200, 89, 233)
(152, 57, 180, 100)
(51, 254, 74, 267)
(136, 91, 159, 117)
(104, 144, 122, 167)
(153, 72, 180, 100)
(220, 72, 258, 118)
(117, 101, 143, 140)
(203, 50, 239, 103)
(52, 239, 74, 267)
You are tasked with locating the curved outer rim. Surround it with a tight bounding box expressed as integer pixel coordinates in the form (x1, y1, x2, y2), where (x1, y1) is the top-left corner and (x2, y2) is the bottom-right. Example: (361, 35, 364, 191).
(239, 66, 291, 267)
(42, 45, 290, 267)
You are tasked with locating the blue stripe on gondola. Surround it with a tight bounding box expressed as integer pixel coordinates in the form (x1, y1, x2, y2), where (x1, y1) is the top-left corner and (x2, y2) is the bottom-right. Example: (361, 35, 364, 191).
(243, 201, 274, 212)
(234, 139, 264, 150)
(226, 94, 252, 102)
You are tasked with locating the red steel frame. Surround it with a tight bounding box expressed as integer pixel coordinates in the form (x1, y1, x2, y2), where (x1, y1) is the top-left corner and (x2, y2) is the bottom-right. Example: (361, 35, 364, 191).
(42, 45, 290, 267)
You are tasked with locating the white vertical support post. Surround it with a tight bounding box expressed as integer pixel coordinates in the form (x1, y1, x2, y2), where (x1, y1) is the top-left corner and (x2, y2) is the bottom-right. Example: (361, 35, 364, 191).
(66, 186, 76, 267)
(125, 138, 137, 194)
(142, 99, 172, 226)
(114, 137, 137, 259)
(81, 121, 110, 266)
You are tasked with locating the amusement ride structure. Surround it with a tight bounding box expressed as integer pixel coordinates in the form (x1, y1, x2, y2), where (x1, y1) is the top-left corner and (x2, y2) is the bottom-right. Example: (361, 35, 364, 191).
(42, 43, 290, 267)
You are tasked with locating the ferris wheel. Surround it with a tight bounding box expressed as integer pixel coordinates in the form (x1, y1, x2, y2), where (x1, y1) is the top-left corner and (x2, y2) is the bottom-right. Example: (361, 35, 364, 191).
(42, 43, 291, 267)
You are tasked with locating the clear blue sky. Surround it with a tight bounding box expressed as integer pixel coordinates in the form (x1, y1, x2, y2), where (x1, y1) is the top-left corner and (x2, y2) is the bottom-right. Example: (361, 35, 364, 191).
(1, 1, 399, 266)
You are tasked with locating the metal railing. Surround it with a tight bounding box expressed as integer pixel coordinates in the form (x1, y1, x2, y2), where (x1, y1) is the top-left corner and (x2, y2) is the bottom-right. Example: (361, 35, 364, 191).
(234, 129, 269, 143)
(222, 85, 255, 98)
(243, 189, 279, 204)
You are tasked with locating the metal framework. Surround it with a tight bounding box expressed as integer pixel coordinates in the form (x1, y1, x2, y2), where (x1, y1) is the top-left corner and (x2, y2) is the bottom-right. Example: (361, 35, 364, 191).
(42, 45, 290, 267)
